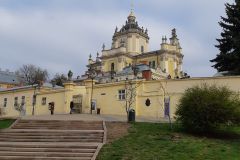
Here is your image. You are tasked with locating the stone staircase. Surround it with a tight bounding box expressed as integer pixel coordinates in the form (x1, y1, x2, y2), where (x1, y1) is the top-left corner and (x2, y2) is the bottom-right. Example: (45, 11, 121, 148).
(0, 119, 106, 160)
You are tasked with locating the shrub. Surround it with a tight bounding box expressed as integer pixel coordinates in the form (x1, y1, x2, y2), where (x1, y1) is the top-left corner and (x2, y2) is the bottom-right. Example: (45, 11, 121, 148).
(176, 84, 240, 133)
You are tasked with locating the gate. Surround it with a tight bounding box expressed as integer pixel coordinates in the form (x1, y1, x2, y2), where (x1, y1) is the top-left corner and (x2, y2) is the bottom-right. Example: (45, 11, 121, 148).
(72, 95, 83, 114)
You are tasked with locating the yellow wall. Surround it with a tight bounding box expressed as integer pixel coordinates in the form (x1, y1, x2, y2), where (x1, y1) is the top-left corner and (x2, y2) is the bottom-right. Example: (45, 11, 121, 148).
(0, 87, 66, 117)
(35, 90, 66, 115)
(102, 56, 134, 73)
(168, 58, 175, 77)
(0, 89, 34, 117)
(113, 33, 149, 54)
(1, 77, 240, 120)
(87, 76, 240, 120)
(137, 56, 157, 66)
(87, 82, 128, 115)
(0, 83, 17, 89)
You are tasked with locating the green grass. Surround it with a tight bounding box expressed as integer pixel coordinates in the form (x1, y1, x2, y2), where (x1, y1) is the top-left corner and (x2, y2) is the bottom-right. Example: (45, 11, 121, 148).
(97, 123, 240, 160)
(0, 119, 15, 129)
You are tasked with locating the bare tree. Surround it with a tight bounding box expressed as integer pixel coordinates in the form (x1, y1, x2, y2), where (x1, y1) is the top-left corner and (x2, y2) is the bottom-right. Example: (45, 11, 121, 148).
(14, 103, 26, 116)
(124, 79, 142, 120)
(51, 73, 68, 87)
(16, 64, 49, 85)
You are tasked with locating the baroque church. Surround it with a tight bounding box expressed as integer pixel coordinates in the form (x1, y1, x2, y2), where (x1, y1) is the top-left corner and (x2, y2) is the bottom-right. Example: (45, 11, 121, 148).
(82, 10, 184, 83)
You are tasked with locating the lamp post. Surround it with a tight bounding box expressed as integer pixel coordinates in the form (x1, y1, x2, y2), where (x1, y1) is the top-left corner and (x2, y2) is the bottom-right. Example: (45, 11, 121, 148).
(32, 83, 40, 116)
(86, 66, 96, 114)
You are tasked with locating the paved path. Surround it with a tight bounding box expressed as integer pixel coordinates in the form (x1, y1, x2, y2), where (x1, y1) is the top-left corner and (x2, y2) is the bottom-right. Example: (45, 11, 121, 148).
(0, 119, 107, 160)
(21, 114, 168, 123)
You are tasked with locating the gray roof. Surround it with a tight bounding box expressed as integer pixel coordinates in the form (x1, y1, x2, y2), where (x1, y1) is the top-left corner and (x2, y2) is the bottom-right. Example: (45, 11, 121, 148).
(42, 82, 63, 89)
(0, 83, 63, 92)
(120, 64, 150, 75)
(0, 85, 37, 92)
(0, 71, 20, 84)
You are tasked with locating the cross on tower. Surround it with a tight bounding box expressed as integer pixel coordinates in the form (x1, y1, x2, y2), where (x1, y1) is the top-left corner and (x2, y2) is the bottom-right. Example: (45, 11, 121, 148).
(131, 0, 134, 12)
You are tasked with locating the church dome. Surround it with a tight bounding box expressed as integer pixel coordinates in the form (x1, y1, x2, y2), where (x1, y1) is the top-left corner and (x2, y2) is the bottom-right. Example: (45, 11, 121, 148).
(113, 11, 149, 40)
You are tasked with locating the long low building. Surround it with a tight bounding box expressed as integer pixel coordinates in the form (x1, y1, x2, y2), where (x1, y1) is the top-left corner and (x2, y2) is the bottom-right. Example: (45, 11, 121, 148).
(0, 76, 239, 120)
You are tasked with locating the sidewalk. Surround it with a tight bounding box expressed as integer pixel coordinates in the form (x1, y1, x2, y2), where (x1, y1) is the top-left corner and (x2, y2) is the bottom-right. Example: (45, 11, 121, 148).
(21, 114, 169, 123)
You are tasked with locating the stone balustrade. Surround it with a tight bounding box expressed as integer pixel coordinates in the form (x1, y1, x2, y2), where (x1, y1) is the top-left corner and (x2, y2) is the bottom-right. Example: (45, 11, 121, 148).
(102, 47, 127, 57)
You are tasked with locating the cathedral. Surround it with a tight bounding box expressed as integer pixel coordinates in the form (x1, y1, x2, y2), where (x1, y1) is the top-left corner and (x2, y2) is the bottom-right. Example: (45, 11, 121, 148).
(84, 10, 184, 83)
(0, 8, 239, 121)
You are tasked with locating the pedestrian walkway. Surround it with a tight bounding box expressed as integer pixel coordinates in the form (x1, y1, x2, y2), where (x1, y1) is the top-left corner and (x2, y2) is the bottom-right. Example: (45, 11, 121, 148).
(0, 119, 107, 160)
(21, 114, 168, 123)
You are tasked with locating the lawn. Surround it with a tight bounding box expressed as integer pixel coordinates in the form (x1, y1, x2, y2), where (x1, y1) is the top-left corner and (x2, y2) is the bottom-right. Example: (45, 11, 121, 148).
(0, 119, 15, 129)
(97, 123, 240, 160)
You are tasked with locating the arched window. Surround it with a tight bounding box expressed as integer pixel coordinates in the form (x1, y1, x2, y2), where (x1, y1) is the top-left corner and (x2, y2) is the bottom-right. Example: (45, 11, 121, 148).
(141, 46, 144, 53)
(111, 63, 115, 71)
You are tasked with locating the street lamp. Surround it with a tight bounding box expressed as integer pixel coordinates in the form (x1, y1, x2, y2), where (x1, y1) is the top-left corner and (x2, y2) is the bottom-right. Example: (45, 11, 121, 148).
(32, 83, 41, 116)
(86, 66, 96, 114)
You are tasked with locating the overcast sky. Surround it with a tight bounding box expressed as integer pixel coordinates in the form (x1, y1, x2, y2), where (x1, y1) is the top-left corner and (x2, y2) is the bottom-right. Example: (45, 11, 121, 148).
(0, 0, 234, 78)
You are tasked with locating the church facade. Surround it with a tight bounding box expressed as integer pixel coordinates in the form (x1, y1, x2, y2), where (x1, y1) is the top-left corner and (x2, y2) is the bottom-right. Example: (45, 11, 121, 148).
(86, 11, 184, 83)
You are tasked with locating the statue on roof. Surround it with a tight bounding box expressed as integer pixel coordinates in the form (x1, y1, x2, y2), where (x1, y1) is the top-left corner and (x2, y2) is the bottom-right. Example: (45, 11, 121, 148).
(89, 54, 92, 60)
(68, 70, 73, 80)
(145, 28, 148, 34)
(172, 28, 177, 38)
(102, 43, 105, 51)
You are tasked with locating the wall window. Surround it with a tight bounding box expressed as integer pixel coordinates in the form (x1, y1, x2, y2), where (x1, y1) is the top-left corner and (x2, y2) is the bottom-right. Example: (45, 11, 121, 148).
(3, 98, 7, 107)
(149, 61, 156, 69)
(42, 97, 47, 105)
(14, 97, 18, 107)
(32, 95, 36, 105)
(152, 61, 156, 69)
(118, 90, 126, 100)
(141, 46, 144, 53)
(149, 61, 152, 68)
(111, 63, 115, 71)
(21, 96, 25, 105)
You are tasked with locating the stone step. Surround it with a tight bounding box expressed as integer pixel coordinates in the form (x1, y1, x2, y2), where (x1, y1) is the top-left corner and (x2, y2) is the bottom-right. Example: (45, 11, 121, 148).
(12, 120, 104, 130)
(0, 151, 93, 157)
(0, 135, 103, 139)
(0, 134, 103, 138)
(12, 127, 103, 130)
(1, 129, 104, 133)
(12, 123, 103, 125)
(0, 143, 98, 149)
(0, 156, 91, 160)
(12, 126, 102, 129)
(15, 123, 101, 125)
(0, 138, 103, 142)
(0, 147, 96, 153)
(1, 119, 105, 160)
(18, 120, 102, 122)
(0, 136, 103, 140)
(0, 131, 103, 135)
(12, 125, 103, 128)
(14, 123, 102, 126)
